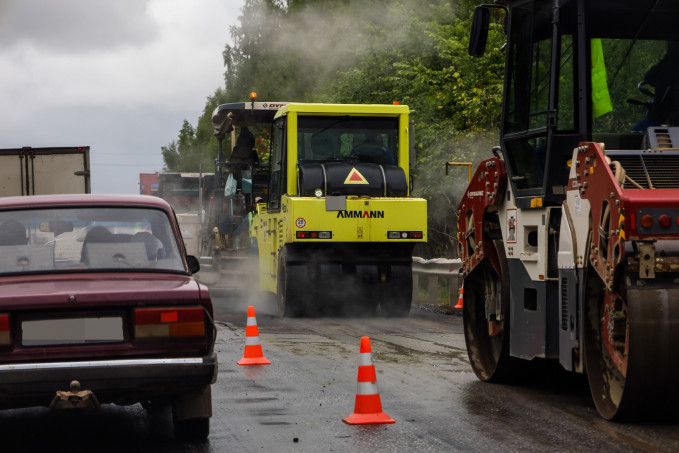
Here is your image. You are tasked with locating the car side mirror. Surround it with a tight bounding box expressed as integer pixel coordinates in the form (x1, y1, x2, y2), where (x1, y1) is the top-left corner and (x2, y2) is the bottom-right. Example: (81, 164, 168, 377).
(469, 6, 490, 57)
(186, 255, 200, 274)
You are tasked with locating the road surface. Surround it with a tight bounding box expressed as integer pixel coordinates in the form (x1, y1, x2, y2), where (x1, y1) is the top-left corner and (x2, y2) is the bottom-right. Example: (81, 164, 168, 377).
(1, 290, 679, 452)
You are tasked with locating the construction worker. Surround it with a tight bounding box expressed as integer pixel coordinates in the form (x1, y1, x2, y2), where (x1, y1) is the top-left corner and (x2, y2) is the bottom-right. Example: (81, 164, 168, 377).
(230, 127, 258, 166)
(633, 41, 679, 131)
(351, 132, 396, 165)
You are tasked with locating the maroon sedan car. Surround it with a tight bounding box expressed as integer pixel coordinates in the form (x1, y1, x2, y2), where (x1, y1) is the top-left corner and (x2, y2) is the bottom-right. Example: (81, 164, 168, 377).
(0, 194, 217, 441)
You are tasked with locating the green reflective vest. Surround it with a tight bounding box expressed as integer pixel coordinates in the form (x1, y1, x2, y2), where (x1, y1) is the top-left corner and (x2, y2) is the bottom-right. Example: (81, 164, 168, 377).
(591, 39, 613, 118)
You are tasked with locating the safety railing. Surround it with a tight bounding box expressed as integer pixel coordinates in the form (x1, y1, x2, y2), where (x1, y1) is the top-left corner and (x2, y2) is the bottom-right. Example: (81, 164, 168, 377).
(412, 257, 462, 308)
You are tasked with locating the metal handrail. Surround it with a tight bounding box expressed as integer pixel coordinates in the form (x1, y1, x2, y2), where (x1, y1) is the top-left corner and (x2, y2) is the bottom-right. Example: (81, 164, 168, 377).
(412, 257, 462, 308)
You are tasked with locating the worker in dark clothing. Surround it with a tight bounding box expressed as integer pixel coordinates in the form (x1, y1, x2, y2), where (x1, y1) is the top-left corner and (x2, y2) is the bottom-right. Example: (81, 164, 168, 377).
(351, 132, 396, 165)
(230, 127, 258, 166)
(633, 42, 679, 131)
(229, 126, 259, 188)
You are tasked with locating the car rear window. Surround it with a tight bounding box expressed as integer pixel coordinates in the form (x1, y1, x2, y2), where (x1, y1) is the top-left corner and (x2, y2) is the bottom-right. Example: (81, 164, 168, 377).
(0, 207, 186, 275)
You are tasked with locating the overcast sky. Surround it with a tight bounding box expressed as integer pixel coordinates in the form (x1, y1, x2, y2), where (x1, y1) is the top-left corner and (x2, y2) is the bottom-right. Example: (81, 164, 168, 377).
(0, 0, 244, 194)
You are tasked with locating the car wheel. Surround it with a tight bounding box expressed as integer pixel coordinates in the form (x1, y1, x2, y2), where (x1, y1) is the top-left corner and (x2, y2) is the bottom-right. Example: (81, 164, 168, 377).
(141, 398, 169, 413)
(172, 386, 212, 441)
(174, 417, 209, 441)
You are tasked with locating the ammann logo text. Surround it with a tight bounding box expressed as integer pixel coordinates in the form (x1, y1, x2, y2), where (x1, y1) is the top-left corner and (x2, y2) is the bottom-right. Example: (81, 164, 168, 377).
(336, 210, 385, 219)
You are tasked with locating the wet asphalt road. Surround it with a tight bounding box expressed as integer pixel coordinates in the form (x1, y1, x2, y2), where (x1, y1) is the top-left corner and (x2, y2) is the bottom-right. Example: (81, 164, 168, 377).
(2, 290, 679, 452)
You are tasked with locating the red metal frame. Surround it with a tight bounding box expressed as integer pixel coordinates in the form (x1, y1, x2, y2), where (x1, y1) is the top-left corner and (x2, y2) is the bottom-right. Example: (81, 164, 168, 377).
(456, 156, 507, 276)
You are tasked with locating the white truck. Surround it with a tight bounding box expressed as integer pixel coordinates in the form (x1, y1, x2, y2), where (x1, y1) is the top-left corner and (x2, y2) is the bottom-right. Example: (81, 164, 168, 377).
(0, 147, 91, 196)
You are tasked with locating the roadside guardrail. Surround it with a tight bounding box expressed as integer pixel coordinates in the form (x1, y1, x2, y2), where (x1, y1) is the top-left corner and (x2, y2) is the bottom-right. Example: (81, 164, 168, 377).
(412, 257, 462, 308)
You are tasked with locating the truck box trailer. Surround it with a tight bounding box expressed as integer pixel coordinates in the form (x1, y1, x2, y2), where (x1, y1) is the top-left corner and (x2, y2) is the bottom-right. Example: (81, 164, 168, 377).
(0, 147, 90, 196)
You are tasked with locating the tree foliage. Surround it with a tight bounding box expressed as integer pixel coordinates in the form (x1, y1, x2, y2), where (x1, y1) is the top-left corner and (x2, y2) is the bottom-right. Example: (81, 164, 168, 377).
(163, 0, 506, 258)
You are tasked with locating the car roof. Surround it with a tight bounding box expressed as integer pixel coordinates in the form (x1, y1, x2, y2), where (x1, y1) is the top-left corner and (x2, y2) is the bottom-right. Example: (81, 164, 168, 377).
(0, 194, 174, 212)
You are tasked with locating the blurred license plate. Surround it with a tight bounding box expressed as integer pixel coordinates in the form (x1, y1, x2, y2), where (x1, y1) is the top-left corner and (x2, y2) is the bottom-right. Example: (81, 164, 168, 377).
(22, 317, 124, 346)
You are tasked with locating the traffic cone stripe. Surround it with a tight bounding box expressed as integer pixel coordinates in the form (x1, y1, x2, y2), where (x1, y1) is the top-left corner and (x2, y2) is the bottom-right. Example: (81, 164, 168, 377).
(359, 339, 372, 353)
(237, 306, 271, 366)
(357, 366, 377, 384)
(354, 393, 385, 413)
(357, 381, 379, 395)
(245, 335, 262, 346)
(342, 336, 395, 425)
(359, 352, 373, 366)
(243, 344, 264, 357)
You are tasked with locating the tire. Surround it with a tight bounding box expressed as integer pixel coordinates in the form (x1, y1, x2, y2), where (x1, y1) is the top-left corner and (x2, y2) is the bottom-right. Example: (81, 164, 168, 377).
(583, 267, 679, 420)
(336, 264, 377, 317)
(277, 247, 300, 317)
(583, 265, 626, 420)
(462, 238, 513, 382)
(172, 387, 212, 441)
(141, 398, 170, 413)
(380, 264, 412, 317)
(174, 417, 209, 442)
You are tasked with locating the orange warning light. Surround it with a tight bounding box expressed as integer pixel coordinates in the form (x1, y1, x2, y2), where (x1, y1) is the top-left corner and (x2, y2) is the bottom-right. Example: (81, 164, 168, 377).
(250, 92, 258, 100)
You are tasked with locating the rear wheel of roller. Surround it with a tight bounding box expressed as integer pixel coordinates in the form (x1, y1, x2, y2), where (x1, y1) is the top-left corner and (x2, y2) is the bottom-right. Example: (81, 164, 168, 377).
(463, 239, 513, 382)
(277, 247, 302, 317)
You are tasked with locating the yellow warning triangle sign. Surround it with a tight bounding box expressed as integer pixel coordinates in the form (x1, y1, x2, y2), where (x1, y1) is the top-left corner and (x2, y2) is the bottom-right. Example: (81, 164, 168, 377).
(344, 168, 369, 185)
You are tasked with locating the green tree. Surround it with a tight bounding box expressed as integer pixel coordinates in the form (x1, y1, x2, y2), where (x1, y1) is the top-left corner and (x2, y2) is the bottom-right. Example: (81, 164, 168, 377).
(161, 119, 215, 173)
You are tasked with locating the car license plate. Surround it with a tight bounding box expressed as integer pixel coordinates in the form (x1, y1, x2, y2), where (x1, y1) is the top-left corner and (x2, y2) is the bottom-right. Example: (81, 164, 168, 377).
(22, 317, 124, 346)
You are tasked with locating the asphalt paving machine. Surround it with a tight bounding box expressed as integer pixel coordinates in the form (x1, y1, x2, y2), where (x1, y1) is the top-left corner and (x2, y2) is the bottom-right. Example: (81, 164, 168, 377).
(199, 96, 286, 289)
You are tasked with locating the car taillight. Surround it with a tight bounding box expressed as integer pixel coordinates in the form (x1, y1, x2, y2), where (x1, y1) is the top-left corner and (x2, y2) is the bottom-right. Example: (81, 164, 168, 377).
(134, 307, 205, 340)
(0, 314, 9, 346)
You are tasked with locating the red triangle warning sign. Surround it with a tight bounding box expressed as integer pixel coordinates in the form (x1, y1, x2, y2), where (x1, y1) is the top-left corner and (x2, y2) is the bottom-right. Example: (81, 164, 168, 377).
(344, 168, 369, 185)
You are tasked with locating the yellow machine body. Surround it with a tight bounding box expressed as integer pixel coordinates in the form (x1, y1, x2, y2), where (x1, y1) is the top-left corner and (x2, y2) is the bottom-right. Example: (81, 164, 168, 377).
(252, 103, 426, 316)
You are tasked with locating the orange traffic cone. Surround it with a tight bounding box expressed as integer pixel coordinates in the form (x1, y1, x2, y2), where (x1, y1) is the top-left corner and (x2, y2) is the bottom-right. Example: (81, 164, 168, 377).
(237, 306, 271, 365)
(342, 336, 395, 425)
(454, 282, 464, 309)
